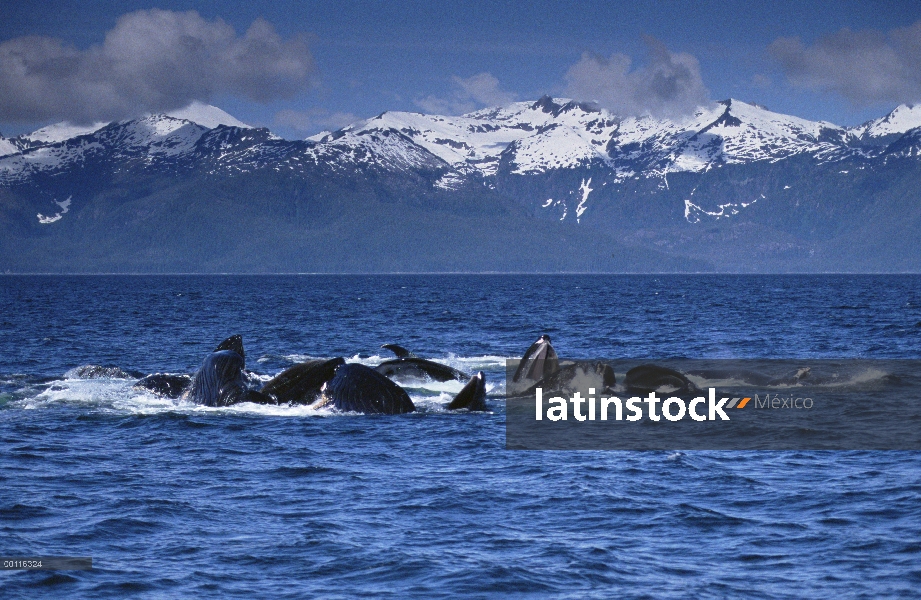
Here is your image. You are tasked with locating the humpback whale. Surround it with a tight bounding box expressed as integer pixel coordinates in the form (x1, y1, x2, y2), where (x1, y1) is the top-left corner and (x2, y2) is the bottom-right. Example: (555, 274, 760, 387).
(214, 334, 245, 358)
(134, 335, 252, 401)
(509, 335, 615, 397)
(184, 342, 274, 407)
(135, 373, 192, 399)
(512, 335, 559, 384)
(683, 366, 812, 387)
(519, 361, 617, 397)
(447, 372, 488, 411)
(375, 344, 468, 382)
(259, 357, 346, 404)
(623, 364, 702, 397)
(317, 363, 416, 414)
(134, 335, 489, 415)
(130, 335, 266, 407)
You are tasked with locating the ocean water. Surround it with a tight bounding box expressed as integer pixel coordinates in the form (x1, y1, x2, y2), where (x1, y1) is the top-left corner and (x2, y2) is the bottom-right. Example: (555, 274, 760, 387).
(1, 274, 920, 598)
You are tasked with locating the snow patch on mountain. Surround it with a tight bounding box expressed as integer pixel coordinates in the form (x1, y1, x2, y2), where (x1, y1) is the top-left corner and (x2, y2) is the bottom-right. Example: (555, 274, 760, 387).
(575, 178, 592, 223)
(0, 136, 17, 157)
(304, 128, 448, 173)
(37, 196, 72, 224)
(684, 196, 758, 223)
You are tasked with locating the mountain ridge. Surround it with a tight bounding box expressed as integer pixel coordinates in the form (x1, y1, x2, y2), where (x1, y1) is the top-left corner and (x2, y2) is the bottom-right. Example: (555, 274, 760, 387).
(1, 98, 920, 273)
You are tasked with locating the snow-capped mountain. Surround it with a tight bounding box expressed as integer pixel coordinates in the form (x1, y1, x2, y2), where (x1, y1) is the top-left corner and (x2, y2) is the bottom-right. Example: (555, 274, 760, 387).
(25, 121, 110, 145)
(2, 95, 912, 186)
(334, 97, 852, 179)
(163, 101, 250, 130)
(849, 104, 921, 144)
(1, 97, 920, 273)
(14, 101, 250, 148)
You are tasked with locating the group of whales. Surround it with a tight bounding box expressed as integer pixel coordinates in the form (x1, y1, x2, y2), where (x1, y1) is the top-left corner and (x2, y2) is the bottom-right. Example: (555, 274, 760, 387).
(134, 335, 487, 414)
(132, 334, 817, 414)
(510, 334, 816, 397)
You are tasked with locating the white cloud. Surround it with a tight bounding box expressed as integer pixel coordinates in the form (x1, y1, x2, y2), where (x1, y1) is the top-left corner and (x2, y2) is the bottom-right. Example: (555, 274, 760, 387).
(414, 72, 515, 115)
(770, 21, 921, 105)
(564, 38, 709, 118)
(0, 9, 316, 124)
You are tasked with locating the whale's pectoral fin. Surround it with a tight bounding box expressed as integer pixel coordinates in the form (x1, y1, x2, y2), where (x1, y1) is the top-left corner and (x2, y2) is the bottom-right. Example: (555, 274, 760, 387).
(260, 357, 345, 404)
(215, 335, 245, 362)
(447, 372, 487, 411)
(381, 343, 416, 359)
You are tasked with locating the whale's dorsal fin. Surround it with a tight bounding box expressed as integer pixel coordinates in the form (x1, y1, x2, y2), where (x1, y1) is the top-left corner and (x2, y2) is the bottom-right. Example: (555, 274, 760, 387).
(215, 335, 245, 360)
(381, 343, 415, 359)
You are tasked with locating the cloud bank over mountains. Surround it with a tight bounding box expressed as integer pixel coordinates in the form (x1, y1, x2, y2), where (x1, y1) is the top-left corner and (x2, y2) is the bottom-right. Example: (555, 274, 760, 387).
(0, 9, 315, 125)
(415, 72, 517, 115)
(771, 21, 921, 106)
(564, 38, 710, 119)
(5, 8, 921, 134)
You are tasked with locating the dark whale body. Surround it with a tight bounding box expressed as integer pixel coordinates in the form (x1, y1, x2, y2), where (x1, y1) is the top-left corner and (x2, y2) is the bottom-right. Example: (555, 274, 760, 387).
(135, 336, 490, 415)
(320, 363, 416, 414)
(375, 344, 468, 382)
(178, 335, 272, 406)
(260, 358, 345, 404)
(71, 365, 140, 379)
(214, 334, 245, 358)
(375, 358, 468, 382)
(623, 364, 702, 397)
(186, 350, 272, 407)
(448, 372, 488, 411)
(135, 373, 192, 399)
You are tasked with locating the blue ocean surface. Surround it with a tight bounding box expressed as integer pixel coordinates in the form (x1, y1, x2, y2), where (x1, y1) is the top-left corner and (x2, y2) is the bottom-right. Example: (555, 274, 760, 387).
(1, 275, 920, 598)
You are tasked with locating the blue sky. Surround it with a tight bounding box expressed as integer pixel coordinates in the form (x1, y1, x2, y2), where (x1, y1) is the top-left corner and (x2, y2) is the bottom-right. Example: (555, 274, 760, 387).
(3, 1, 921, 138)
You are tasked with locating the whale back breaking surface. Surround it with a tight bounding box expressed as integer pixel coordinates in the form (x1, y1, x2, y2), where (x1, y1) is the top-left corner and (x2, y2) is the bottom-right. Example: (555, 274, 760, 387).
(134, 373, 192, 399)
(323, 363, 415, 414)
(375, 357, 467, 382)
(260, 357, 345, 404)
(447, 372, 488, 411)
(186, 350, 249, 407)
(623, 364, 702, 397)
